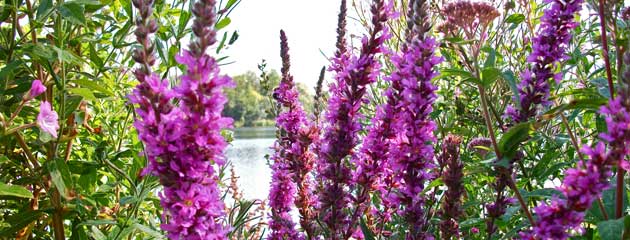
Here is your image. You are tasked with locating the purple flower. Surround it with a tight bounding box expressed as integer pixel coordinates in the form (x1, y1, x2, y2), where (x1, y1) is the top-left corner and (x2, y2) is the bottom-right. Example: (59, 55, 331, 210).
(130, 0, 233, 238)
(383, 35, 441, 239)
(268, 30, 318, 240)
(507, 0, 584, 123)
(37, 101, 59, 138)
(520, 96, 630, 239)
(379, 1, 442, 236)
(315, 0, 392, 238)
(26, 80, 46, 100)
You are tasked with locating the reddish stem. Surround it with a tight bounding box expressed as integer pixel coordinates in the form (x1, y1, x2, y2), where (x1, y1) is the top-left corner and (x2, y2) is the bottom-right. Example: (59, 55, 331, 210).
(596, 0, 621, 219)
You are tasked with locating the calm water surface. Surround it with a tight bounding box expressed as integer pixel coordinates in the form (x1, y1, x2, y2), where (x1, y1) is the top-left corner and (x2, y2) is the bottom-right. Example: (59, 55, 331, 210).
(225, 127, 275, 200)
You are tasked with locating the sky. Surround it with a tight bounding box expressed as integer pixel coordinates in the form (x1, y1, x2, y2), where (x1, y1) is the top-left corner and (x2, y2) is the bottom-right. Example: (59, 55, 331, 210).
(220, 1, 350, 91)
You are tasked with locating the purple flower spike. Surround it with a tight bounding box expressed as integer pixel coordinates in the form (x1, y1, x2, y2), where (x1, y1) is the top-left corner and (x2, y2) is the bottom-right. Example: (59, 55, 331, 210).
(380, 1, 442, 238)
(507, 0, 584, 123)
(439, 134, 463, 240)
(37, 101, 59, 138)
(315, 0, 392, 239)
(130, 0, 232, 238)
(268, 30, 318, 240)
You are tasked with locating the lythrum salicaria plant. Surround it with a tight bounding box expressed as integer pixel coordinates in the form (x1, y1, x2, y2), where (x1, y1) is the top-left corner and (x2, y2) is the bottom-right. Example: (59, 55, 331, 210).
(438, 134, 463, 239)
(315, 0, 391, 238)
(519, 49, 630, 240)
(268, 30, 318, 239)
(378, 0, 442, 238)
(129, 0, 233, 238)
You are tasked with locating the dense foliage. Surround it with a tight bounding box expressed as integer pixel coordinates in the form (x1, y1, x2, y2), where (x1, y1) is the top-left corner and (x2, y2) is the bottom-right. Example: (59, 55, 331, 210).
(1, 0, 630, 239)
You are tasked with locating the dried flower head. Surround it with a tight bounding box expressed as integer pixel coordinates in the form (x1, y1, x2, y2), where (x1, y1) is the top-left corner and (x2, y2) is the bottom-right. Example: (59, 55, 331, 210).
(439, 1, 500, 38)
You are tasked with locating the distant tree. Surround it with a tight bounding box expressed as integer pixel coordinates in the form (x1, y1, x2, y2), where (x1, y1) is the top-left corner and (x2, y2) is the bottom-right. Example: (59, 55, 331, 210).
(224, 70, 313, 127)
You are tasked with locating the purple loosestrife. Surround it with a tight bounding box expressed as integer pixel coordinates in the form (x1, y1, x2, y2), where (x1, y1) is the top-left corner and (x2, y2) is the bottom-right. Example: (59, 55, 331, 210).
(316, 0, 391, 238)
(268, 30, 318, 240)
(380, 0, 441, 238)
(129, 0, 233, 238)
(439, 134, 463, 240)
(520, 52, 630, 240)
(518, 114, 627, 239)
(506, 0, 584, 123)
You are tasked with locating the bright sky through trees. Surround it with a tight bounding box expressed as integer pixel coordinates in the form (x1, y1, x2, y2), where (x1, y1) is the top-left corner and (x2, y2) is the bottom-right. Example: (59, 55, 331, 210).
(222, 1, 347, 91)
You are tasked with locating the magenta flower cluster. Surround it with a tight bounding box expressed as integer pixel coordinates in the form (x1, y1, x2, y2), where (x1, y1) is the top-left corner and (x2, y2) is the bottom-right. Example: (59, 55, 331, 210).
(129, 0, 233, 238)
(268, 30, 318, 240)
(131, 53, 233, 239)
(506, 0, 584, 123)
(520, 96, 630, 239)
(315, 0, 392, 238)
(383, 34, 442, 239)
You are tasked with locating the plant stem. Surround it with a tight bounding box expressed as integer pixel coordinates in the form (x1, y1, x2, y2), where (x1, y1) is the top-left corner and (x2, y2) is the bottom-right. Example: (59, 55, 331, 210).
(13, 132, 40, 169)
(596, 0, 622, 219)
(7, 100, 26, 124)
(478, 84, 535, 226)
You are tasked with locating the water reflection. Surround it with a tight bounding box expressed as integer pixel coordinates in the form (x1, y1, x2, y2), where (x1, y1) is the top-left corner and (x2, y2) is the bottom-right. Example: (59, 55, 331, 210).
(225, 127, 276, 200)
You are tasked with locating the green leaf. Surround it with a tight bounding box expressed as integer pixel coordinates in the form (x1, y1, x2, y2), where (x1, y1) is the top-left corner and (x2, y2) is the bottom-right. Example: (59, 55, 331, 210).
(225, 0, 238, 9)
(623, 215, 630, 239)
(113, 20, 133, 47)
(69, 88, 97, 101)
(0, 182, 33, 198)
(482, 47, 496, 67)
(421, 178, 443, 194)
(177, 11, 191, 38)
(498, 122, 533, 159)
(88, 225, 106, 240)
(588, 178, 628, 222)
(506, 14, 525, 24)
(502, 70, 520, 104)
(0, 60, 23, 80)
(598, 218, 624, 240)
(47, 158, 74, 199)
(64, 95, 84, 118)
(88, 44, 103, 68)
(58, 2, 86, 26)
(228, 30, 239, 45)
(131, 223, 165, 239)
(522, 188, 561, 199)
(36, 0, 53, 21)
(439, 68, 474, 80)
(215, 17, 231, 30)
(216, 31, 227, 54)
(359, 218, 376, 240)
(73, 78, 115, 97)
(78, 220, 117, 226)
(0, 210, 45, 236)
(481, 67, 501, 87)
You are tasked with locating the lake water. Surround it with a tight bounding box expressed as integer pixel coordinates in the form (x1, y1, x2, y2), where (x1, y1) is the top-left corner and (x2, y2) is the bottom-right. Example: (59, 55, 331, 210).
(225, 127, 275, 201)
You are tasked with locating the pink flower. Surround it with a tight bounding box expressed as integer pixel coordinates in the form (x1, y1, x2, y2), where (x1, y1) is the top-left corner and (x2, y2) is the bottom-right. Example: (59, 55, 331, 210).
(37, 101, 59, 138)
(26, 80, 46, 100)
